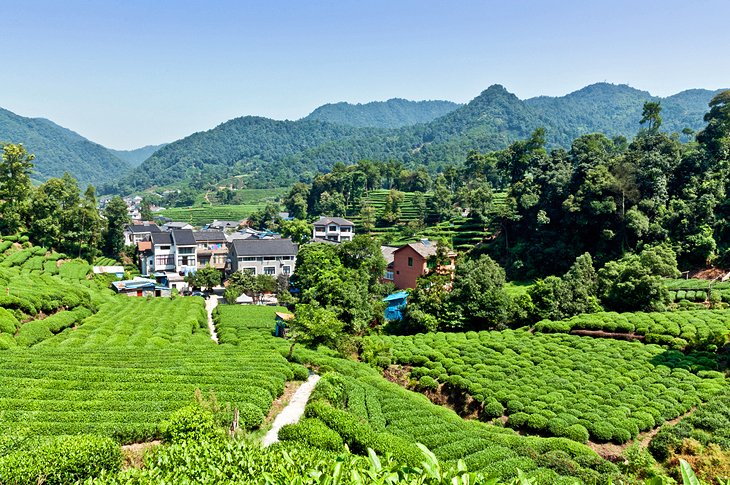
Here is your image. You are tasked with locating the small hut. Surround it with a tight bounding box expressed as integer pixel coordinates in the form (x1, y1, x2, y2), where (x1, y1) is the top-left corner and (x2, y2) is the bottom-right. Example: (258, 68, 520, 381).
(382, 291, 408, 321)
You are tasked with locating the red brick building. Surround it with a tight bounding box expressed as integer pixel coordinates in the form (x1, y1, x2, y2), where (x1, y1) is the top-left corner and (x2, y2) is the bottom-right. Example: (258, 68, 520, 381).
(391, 240, 455, 289)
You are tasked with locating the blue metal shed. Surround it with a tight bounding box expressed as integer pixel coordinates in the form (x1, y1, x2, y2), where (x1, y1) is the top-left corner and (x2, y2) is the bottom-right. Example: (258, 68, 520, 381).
(383, 291, 408, 321)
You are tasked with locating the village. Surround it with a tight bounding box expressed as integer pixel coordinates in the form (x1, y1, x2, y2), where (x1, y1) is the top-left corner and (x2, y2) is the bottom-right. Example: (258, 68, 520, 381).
(113, 213, 456, 322)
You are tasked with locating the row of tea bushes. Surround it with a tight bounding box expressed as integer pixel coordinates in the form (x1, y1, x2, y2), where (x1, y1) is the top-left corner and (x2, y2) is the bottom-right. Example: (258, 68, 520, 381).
(363, 330, 726, 444)
(534, 309, 730, 349)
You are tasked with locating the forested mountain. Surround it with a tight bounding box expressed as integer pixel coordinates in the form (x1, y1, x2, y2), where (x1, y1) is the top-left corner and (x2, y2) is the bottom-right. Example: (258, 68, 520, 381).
(525, 83, 725, 146)
(101, 83, 726, 193)
(0, 107, 131, 187)
(304, 98, 460, 128)
(108, 143, 167, 167)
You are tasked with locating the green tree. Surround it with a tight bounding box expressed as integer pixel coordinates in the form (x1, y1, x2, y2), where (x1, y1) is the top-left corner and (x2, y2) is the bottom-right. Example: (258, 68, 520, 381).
(287, 303, 344, 353)
(284, 183, 310, 219)
(0, 143, 34, 234)
(640, 101, 663, 133)
(697, 90, 730, 161)
(450, 254, 511, 329)
(140, 199, 153, 221)
(188, 265, 223, 292)
(103, 196, 131, 258)
(280, 219, 311, 244)
(359, 202, 376, 233)
(381, 189, 404, 224)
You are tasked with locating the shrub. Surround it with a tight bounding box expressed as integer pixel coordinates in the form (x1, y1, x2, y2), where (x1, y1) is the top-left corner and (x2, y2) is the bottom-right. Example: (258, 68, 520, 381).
(278, 418, 343, 451)
(417, 375, 439, 391)
(508, 412, 529, 428)
(238, 402, 265, 430)
(0, 307, 19, 334)
(483, 398, 506, 419)
(527, 413, 549, 431)
(162, 406, 222, 443)
(290, 363, 310, 381)
(564, 424, 590, 443)
(0, 434, 122, 485)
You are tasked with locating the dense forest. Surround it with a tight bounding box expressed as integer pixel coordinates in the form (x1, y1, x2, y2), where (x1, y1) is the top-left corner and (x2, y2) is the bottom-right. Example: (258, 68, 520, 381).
(303, 98, 461, 128)
(0, 108, 132, 186)
(107, 143, 167, 167)
(103, 83, 724, 194)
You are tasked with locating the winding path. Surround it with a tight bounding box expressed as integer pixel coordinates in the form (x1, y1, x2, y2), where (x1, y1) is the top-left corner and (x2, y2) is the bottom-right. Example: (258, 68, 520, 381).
(262, 374, 320, 447)
(204, 295, 220, 343)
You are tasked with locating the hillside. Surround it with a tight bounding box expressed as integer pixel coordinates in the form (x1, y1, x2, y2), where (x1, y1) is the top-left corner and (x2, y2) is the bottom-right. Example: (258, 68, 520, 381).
(304, 98, 461, 128)
(0, 107, 131, 186)
(108, 143, 167, 167)
(103, 83, 725, 192)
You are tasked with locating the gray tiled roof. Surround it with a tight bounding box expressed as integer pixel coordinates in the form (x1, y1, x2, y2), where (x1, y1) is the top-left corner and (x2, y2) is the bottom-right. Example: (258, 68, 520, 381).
(231, 238, 297, 257)
(172, 229, 196, 246)
(127, 223, 161, 233)
(193, 231, 227, 242)
(150, 232, 172, 245)
(314, 216, 354, 227)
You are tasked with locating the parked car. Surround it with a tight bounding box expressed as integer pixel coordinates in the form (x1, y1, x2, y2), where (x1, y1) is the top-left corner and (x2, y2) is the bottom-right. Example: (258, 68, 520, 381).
(190, 291, 209, 299)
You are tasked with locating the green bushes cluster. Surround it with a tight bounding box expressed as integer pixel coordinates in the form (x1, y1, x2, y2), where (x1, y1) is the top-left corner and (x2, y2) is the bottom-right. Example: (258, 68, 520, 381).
(162, 406, 222, 443)
(15, 307, 92, 347)
(0, 434, 122, 485)
(278, 417, 344, 451)
(365, 329, 727, 444)
(534, 309, 730, 350)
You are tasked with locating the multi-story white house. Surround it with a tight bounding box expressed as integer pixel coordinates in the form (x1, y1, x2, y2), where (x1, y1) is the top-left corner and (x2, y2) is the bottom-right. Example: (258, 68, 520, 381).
(140, 229, 198, 277)
(123, 222, 161, 245)
(229, 238, 297, 277)
(312, 216, 354, 242)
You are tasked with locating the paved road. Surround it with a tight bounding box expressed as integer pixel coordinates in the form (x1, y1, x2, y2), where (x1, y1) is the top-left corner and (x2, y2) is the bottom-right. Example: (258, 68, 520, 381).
(262, 374, 320, 447)
(205, 295, 220, 343)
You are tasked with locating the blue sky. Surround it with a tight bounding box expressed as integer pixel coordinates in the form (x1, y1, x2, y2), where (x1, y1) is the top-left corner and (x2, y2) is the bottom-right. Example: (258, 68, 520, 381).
(1, 0, 728, 149)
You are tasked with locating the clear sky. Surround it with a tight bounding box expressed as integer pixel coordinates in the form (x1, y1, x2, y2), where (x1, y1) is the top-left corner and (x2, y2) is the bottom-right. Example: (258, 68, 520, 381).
(1, 0, 728, 149)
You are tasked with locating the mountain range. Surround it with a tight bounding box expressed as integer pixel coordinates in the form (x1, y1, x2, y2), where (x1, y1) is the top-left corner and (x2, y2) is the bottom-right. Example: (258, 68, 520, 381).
(1, 83, 725, 191)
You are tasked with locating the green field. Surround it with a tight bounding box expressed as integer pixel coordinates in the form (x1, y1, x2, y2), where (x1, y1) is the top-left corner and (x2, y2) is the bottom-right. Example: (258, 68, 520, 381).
(158, 188, 287, 226)
(363, 330, 726, 445)
(348, 190, 506, 250)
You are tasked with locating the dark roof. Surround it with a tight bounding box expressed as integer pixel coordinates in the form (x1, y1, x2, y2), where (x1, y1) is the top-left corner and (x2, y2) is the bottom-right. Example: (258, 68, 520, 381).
(172, 229, 196, 246)
(150, 232, 172, 245)
(395, 240, 438, 259)
(314, 216, 354, 227)
(193, 231, 227, 242)
(231, 238, 297, 257)
(127, 223, 161, 233)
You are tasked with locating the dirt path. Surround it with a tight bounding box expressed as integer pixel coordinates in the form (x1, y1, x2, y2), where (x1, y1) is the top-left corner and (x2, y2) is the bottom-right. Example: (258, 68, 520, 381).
(205, 295, 220, 343)
(262, 374, 320, 447)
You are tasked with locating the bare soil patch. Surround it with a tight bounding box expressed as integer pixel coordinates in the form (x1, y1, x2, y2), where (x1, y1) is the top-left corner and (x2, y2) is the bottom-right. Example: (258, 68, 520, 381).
(121, 440, 161, 469)
(570, 329, 645, 341)
(266, 380, 301, 423)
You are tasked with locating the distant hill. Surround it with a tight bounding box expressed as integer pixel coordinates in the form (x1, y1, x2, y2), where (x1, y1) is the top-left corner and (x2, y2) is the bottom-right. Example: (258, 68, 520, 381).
(304, 98, 460, 128)
(524, 83, 726, 146)
(0, 108, 131, 187)
(108, 144, 167, 167)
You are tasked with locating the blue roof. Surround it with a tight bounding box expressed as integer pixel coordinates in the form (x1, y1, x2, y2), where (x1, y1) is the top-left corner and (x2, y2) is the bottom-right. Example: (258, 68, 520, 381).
(382, 291, 408, 302)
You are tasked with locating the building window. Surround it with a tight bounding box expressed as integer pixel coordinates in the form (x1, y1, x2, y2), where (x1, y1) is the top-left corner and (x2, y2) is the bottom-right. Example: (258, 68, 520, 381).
(241, 256, 256, 262)
(242, 267, 256, 275)
(341, 226, 351, 232)
(282, 265, 291, 275)
(264, 266, 276, 275)
(329, 225, 338, 231)
(315, 226, 325, 232)
(408, 257, 413, 267)
(178, 247, 194, 255)
(160, 245, 170, 250)
(155, 255, 174, 266)
(263, 256, 275, 261)
(385, 271, 394, 280)
(282, 256, 292, 260)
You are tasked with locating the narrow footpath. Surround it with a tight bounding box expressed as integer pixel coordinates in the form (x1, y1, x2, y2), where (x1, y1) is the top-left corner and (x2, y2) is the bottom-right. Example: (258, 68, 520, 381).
(262, 374, 320, 447)
(205, 295, 220, 343)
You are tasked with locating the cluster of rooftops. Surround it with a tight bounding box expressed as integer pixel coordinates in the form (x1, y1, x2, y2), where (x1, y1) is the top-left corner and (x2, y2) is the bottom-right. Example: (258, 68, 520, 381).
(118, 216, 453, 296)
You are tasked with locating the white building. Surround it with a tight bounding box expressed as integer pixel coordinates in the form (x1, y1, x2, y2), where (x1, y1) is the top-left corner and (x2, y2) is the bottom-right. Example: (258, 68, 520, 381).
(312, 216, 354, 242)
(229, 238, 297, 277)
(123, 222, 161, 245)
